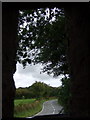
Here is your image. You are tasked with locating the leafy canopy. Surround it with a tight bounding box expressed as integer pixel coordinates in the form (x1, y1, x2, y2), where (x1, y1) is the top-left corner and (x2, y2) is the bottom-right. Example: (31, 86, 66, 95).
(16, 7, 69, 77)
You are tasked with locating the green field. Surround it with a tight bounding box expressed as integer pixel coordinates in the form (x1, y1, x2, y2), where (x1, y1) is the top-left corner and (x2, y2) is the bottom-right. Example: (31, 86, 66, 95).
(14, 98, 36, 106)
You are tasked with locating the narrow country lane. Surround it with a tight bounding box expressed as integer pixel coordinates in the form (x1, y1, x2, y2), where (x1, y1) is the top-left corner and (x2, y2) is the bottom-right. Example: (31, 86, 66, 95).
(34, 99, 63, 116)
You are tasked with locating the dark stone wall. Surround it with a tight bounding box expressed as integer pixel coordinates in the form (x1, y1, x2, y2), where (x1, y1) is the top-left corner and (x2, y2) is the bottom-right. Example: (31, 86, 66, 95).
(2, 6, 18, 118)
(65, 5, 90, 117)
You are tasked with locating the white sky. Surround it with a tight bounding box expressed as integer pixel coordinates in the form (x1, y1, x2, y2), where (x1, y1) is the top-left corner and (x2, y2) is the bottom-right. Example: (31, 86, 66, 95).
(14, 62, 64, 88)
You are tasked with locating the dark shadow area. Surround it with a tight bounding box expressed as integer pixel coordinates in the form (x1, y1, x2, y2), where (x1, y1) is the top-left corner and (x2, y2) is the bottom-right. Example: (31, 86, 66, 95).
(2, 2, 90, 119)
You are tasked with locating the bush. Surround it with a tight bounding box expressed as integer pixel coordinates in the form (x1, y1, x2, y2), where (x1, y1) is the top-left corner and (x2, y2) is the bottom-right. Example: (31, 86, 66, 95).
(58, 77, 71, 113)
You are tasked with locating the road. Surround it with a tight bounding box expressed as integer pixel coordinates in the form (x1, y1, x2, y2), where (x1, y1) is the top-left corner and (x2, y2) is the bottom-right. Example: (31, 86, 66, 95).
(34, 99, 63, 116)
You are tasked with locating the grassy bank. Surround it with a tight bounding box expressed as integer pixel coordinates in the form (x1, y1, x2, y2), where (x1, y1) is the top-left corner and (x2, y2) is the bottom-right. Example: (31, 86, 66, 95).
(14, 98, 36, 106)
(14, 98, 47, 118)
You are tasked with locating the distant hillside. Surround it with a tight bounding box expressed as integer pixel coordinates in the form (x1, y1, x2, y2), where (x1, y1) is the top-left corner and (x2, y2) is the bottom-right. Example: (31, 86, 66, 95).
(15, 81, 60, 99)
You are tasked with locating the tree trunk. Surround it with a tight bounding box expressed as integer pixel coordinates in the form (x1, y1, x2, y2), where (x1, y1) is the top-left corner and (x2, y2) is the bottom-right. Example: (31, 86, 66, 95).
(2, 5, 18, 118)
(65, 4, 90, 117)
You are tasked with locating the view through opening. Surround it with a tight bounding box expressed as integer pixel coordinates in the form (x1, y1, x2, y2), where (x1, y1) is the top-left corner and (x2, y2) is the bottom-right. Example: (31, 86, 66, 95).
(13, 7, 69, 118)
(14, 63, 64, 118)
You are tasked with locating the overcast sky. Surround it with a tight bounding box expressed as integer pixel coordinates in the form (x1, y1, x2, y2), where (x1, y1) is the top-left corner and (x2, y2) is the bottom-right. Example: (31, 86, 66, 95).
(14, 62, 63, 88)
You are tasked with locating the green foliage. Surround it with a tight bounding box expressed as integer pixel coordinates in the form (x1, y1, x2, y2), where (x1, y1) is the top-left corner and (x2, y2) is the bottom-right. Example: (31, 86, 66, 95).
(16, 7, 69, 77)
(15, 81, 59, 100)
(15, 88, 31, 99)
(58, 77, 71, 113)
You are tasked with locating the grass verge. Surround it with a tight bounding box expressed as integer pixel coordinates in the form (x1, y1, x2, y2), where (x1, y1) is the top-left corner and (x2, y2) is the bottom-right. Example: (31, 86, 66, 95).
(14, 98, 36, 106)
(14, 98, 47, 118)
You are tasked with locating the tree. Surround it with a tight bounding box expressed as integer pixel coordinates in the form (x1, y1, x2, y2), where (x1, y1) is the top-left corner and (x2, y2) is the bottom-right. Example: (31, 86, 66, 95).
(31, 81, 44, 99)
(15, 81, 59, 99)
(16, 7, 69, 77)
(15, 88, 31, 99)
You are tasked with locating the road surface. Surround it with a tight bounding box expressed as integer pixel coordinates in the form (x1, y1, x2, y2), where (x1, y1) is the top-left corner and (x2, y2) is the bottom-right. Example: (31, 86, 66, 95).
(27, 99, 63, 118)
(34, 99, 63, 116)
